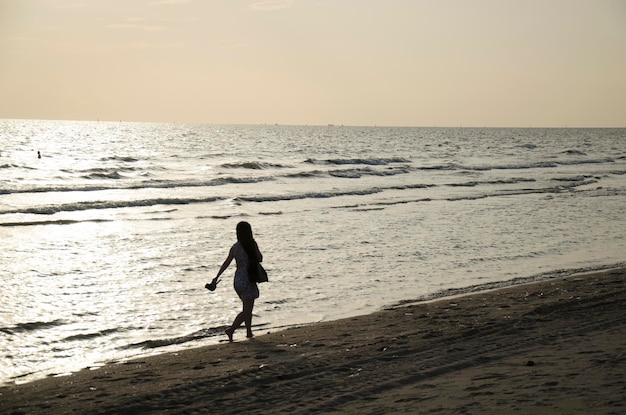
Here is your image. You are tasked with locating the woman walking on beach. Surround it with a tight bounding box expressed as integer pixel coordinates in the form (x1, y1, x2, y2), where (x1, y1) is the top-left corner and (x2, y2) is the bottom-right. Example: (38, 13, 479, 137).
(211, 221, 263, 342)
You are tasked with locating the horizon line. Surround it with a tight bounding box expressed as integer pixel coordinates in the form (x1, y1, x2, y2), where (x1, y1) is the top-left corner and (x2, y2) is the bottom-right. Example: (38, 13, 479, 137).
(1, 117, 624, 129)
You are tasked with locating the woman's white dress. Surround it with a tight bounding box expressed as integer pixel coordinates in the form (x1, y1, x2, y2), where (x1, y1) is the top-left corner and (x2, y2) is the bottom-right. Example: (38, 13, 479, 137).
(230, 242, 259, 300)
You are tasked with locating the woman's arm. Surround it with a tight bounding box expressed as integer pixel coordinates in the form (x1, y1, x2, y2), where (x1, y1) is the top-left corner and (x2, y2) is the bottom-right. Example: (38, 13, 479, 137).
(216, 249, 234, 279)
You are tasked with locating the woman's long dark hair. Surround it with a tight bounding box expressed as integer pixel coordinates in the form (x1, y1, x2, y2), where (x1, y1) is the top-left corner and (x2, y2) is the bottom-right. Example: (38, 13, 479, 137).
(236, 221, 259, 282)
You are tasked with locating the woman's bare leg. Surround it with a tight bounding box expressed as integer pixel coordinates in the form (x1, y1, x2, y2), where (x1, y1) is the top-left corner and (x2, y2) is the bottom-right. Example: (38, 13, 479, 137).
(244, 299, 255, 338)
(225, 298, 255, 341)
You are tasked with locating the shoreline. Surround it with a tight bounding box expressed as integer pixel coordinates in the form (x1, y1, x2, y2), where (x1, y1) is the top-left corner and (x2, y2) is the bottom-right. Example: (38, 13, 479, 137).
(4, 263, 623, 387)
(1, 267, 624, 414)
(386, 262, 626, 308)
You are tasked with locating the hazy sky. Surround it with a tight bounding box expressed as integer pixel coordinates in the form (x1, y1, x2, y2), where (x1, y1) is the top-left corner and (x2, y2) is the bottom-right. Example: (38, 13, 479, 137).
(1, 0, 625, 127)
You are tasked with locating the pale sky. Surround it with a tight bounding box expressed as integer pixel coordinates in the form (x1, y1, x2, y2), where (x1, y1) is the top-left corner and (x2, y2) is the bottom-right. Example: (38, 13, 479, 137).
(1, 0, 625, 127)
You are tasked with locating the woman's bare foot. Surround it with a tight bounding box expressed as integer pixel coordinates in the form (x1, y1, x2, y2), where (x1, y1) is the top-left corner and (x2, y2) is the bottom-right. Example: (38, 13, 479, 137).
(225, 329, 234, 342)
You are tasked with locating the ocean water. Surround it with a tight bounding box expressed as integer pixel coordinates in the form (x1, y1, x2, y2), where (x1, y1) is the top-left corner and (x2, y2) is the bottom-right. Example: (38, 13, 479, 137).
(1, 119, 625, 385)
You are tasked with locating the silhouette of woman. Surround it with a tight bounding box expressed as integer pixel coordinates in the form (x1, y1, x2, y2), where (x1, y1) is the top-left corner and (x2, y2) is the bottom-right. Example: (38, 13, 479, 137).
(211, 221, 263, 341)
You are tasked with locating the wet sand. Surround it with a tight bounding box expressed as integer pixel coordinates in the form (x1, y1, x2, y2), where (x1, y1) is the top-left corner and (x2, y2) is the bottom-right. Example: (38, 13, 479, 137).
(1, 268, 624, 414)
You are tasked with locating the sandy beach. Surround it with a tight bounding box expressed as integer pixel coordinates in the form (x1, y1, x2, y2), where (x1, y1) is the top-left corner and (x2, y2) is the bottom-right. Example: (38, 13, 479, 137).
(1, 268, 624, 415)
